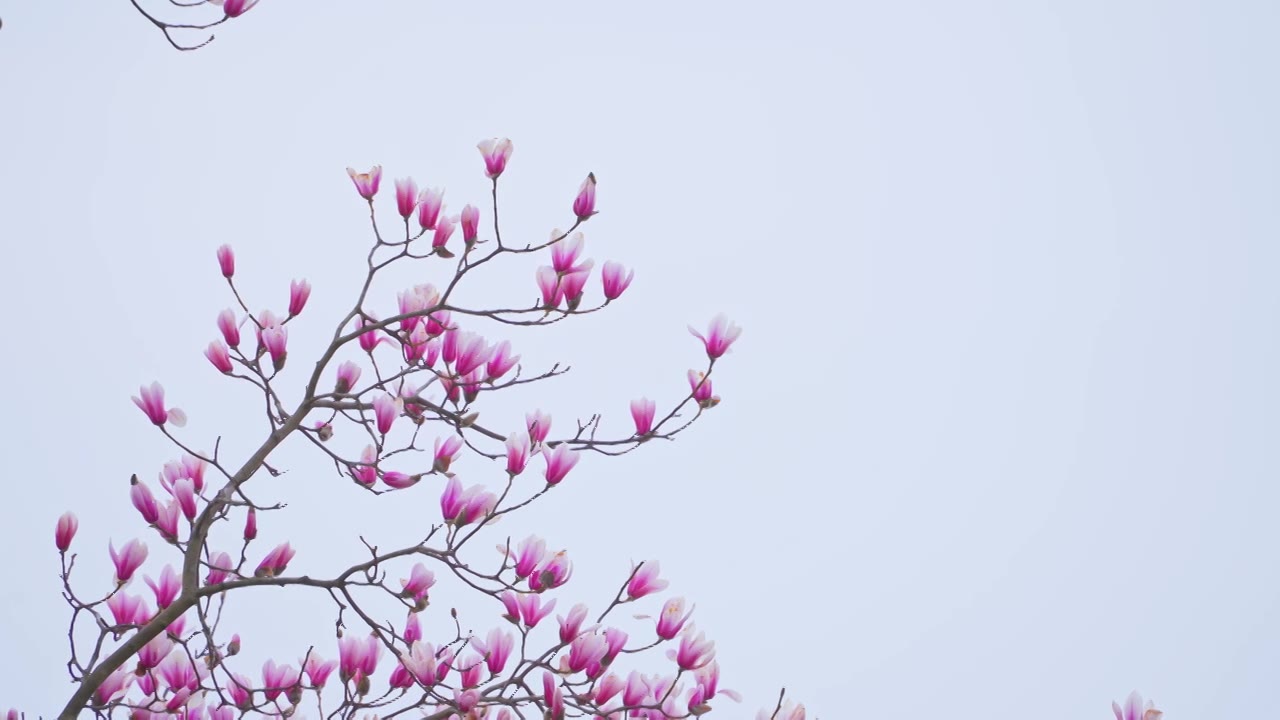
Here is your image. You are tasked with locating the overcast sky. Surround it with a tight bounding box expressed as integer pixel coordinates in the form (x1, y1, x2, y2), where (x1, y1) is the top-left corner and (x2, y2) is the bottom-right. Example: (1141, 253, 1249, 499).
(2, 1, 1279, 718)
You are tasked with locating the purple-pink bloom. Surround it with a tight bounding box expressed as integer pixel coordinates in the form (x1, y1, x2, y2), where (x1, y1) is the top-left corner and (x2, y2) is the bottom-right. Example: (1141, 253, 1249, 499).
(675, 627, 715, 670)
(542, 444, 580, 486)
(261, 325, 288, 371)
(536, 266, 563, 309)
(1113, 691, 1163, 720)
(477, 138, 513, 178)
(626, 561, 668, 600)
(460, 204, 480, 243)
(395, 177, 419, 219)
(244, 507, 257, 540)
(433, 435, 463, 474)
(526, 410, 552, 445)
(303, 654, 337, 688)
(216, 244, 235, 278)
(206, 551, 232, 585)
(557, 603, 589, 644)
(551, 232, 584, 274)
(205, 340, 233, 374)
(531, 550, 573, 592)
(132, 382, 170, 426)
(131, 479, 160, 524)
(486, 340, 519, 381)
(512, 535, 546, 579)
(572, 173, 597, 220)
(109, 539, 148, 584)
(288, 279, 311, 317)
(347, 165, 382, 200)
(217, 308, 241, 347)
(373, 393, 399, 435)
(145, 564, 182, 609)
(689, 314, 743, 359)
(656, 597, 693, 640)
(335, 360, 362, 394)
(416, 187, 444, 230)
(505, 433, 531, 476)
(254, 542, 295, 578)
(630, 397, 656, 436)
(55, 511, 78, 552)
(602, 260, 634, 301)
(220, 0, 258, 18)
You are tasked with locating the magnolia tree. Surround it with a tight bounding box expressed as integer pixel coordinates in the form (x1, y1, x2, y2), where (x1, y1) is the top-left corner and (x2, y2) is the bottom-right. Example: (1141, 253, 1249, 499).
(22, 138, 816, 720)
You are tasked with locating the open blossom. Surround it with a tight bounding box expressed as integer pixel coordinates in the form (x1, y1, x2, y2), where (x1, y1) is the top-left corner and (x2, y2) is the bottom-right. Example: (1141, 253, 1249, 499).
(473, 628, 515, 674)
(400, 563, 436, 603)
(688, 370, 717, 406)
(511, 535, 547, 579)
(288, 279, 311, 316)
(573, 172, 597, 220)
(254, 542, 296, 578)
(551, 232, 584, 273)
(542, 444, 580, 485)
(303, 654, 338, 688)
(433, 435, 463, 473)
(261, 325, 288, 370)
(106, 591, 151, 627)
(531, 550, 573, 592)
(564, 631, 609, 674)
(542, 672, 566, 720)
(557, 603, 590, 644)
(145, 565, 182, 609)
(205, 340, 233, 374)
(627, 561, 668, 600)
(460, 204, 480, 243)
(338, 634, 382, 684)
(206, 551, 232, 585)
(561, 263, 593, 308)
(477, 138, 513, 178)
(505, 433, 531, 476)
(395, 177, 419, 218)
(433, 215, 457, 255)
(335, 360, 362, 394)
(351, 445, 378, 487)
(347, 165, 382, 199)
(110, 539, 148, 584)
(630, 397, 656, 435)
(356, 315, 384, 352)
(674, 627, 716, 670)
(133, 382, 184, 427)
(526, 410, 552, 445)
(656, 597, 693, 639)
(55, 511, 78, 552)
(601, 260, 634, 300)
(92, 667, 133, 706)
(689, 314, 742, 359)
(486, 340, 519, 380)
(500, 591, 557, 628)
(451, 331, 492, 376)
(262, 660, 300, 702)
(216, 244, 235, 278)
(440, 477, 496, 526)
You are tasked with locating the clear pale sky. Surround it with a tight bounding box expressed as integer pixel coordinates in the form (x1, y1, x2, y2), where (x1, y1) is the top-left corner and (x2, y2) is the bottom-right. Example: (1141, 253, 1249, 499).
(2, 1, 1278, 718)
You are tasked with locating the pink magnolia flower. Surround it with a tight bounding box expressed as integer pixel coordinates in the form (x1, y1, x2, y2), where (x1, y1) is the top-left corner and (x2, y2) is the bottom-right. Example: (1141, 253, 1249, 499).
(205, 340, 233, 374)
(219, 0, 258, 18)
(503, 535, 545, 582)
(388, 663, 415, 689)
(335, 360, 362, 394)
(303, 654, 337, 688)
(351, 445, 378, 487)
(373, 393, 399, 435)
(531, 550, 573, 592)
(477, 138, 513, 178)
(92, 667, 133, 706)
(416, 187, 444, 230)
(109, 539, 148, 584)
(261, 325, 288, 370)
(561, 263, 593, 308)
(131, 478, 160, 524)
(133, 382, 184, 427)
(542, 672, 566, 720)
(460, 204, 480, 243)
(243, 507, 257, 540)
(623, 671, 650, 706)
(338, 633, 382, 684)
(601, 260, 634, 301)
(288, 279, 311, 317)
(394, 177, 419, 218)
(564, 631, 608, 674)
(206, 551, 232, 585)
(137, 633, 173, 672)
(172, 478, 197, 520)
(356, 315, 384, 352)
(433, 435, 463, 474)
(158, 652, 201, 693)
(433, 214, 458, 255)
(216, 244, 235, 278)
(526, 410, 552, 445)
(1113, 692, 1163, 720)
(505, 591, 556, 628)
(551, 232, 584, 273)
(557, 603, 590, 644)
(55, 511, 77, 552)
(451, 331, 492, 376)
(227, 673, 253, 709)
(630, 397, 656, 436)
(505, 433, 531, 476)
(542, 444, 580, 486)
(674, 627, 715, 670)
(155, 500, 181, 543)
(536, 266, 563, 309)
(656, 597, 693, 640)
(595, 673, 625, 704)
(603, 626, 628, 663)
(473, 628, 514, 674)
(347, 165, 382, 200)
(486, 340, 519, 381)
(688, 370, 716, 406)
(254, 542, 295, 578)
(262, 660, 300, 702)
(381, 470, 419, 490)
(573, 172, 597, 220)
(689, 314, 742, 359)
(404, 611, 422, 644)
(627, 561, 668, 600)
(400, 562, 436, 603)
(107, 591, 151, 626)
(145, 565, 182, 609)
(692, 661, 742, 707)
(217, 308, 241, 347)
(457, 653, 485, 688)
